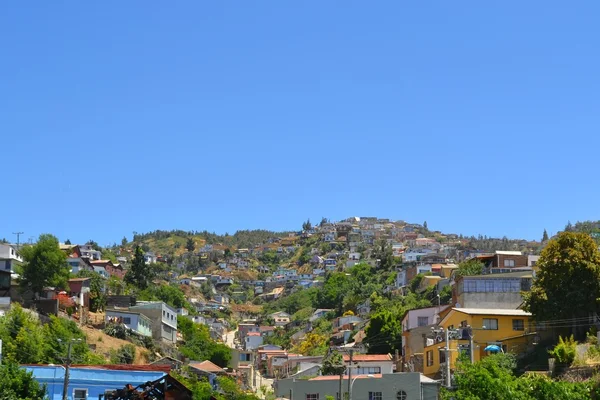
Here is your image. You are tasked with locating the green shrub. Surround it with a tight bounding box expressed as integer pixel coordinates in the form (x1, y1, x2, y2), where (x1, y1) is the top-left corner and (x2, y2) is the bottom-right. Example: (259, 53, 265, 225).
(549, 335, 577, 365)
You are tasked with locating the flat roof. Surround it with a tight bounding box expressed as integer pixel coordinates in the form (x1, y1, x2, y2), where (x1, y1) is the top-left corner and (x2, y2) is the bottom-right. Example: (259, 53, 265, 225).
(452, 308, 532, 316)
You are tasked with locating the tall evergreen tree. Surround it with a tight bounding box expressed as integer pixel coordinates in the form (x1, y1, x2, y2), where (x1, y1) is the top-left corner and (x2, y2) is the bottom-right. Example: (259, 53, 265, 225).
(423, 220, 428, 230)
(542, 229, 549, 242)
(186, 237, 195, 253)
(124, 245, 151, 290)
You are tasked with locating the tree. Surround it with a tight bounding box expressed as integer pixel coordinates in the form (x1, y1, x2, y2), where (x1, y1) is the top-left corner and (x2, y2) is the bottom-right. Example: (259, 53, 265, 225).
(542, 229, 549, 242)
(121, 236, 128, 246)
(124, 245, 152, 290)
(64, 239, 71, 245)
(523, 232, 600, 332)
(302, 219, 312, 231)
(0, 304, 47, 364)
(454, 258, 485, 278)
(320, 217, 328, 227)
(19, 234, 70, 298)
(373, 239, 394, 270)
(317, 272, 352, 314)
(423, 221, 428, 230)
(186, 238, 195, 253)
(0, 362, 48, 400)
(76, 270, 106, 312)
(364, 309, 402, 354)
(320, 352, 345, 375)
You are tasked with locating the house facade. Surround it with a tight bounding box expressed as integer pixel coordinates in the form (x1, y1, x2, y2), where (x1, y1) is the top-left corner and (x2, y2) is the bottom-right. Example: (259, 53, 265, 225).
(274, 372, 439, 400)
(0, 244, 21, 272)
(422, 308, 535, 378)
(105, 309, 153, 337)
(25, 365, 174, 400)
(129, 302, 178, 343)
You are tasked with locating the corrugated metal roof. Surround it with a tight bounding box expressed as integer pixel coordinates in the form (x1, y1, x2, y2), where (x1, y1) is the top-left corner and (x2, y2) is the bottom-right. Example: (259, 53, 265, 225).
(452, 308, 531, 316)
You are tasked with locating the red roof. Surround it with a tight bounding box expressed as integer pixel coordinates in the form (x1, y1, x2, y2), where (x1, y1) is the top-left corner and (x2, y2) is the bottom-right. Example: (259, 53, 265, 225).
(342, 354, 391, 362)
(247, 332, 261, 336)
(311, 374, 382, 381)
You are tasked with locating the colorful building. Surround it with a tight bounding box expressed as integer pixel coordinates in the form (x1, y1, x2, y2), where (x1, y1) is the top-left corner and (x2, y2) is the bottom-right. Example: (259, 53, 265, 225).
(422, 308, 536, 378)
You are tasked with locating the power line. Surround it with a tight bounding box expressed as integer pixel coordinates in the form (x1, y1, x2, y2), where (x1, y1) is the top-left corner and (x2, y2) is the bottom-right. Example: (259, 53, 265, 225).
(12, 232, 24, 250)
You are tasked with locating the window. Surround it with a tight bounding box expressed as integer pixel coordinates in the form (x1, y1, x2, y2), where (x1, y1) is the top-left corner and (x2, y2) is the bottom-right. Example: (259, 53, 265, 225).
(426, 350, 434, 366)
(439, 349, 446, 363)
(354, 367, 381, 375)
(163, 310, 165, 317)
(397, 391, 408, 400)
(368, 392, 382, 400)
(504, 259, 515, 267)
(123, 317, 131, 324)
(417, 316, 429, 327)
(483, 318, 498, 330)
(513, 319, 525, 331)
(74, 389, 87, 400)
(306, 394, 319, 400)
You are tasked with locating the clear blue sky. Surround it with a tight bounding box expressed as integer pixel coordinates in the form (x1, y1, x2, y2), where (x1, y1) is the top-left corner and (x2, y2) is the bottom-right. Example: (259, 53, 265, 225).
(2, 2, 599, 246)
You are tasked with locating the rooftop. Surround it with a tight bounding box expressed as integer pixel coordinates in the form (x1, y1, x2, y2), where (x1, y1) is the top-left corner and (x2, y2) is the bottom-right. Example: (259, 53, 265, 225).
(452, 308, 532, 316)
(342, 354, 391, 362)
(189, 360, 225, 374)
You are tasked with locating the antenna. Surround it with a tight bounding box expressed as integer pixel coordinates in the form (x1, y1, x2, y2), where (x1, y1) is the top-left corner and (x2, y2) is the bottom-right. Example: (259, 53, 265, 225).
(12, 232, 24, 250)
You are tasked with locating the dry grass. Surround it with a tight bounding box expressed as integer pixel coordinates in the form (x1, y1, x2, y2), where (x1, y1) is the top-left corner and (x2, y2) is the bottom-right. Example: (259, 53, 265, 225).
(81, 325, 149, 365)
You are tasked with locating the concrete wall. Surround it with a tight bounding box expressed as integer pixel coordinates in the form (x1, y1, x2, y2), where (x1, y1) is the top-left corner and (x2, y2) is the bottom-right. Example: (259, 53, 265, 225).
(457, 292, 523, 309)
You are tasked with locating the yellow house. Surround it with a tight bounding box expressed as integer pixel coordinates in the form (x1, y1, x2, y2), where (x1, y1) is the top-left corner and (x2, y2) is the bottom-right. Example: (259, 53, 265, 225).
(422, 308, 536, 377)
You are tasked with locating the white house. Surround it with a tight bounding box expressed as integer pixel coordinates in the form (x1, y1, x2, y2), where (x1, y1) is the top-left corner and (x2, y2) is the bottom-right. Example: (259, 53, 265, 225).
(0, 244, 22, 272)
(244, 332, 263, 351)
(309, 309, 333, 322)
(105, 309, 153, 337)
(343, 353, 394, 375)
(403, 249, 434, 262)
(144, 252, 158, 264)
(269, 311, 291, 327)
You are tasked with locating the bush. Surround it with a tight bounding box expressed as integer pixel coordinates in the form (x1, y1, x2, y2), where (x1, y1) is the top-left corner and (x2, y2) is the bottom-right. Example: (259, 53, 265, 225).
(104, 323, 130, 340)
(110, 344, 136, 364)
(549, 335, 577, 365)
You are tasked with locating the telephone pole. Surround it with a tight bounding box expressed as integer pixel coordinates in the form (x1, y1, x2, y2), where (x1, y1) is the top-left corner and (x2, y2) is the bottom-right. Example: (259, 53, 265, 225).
(12, 232, 24, 250)
(347, 349, 354, 400)
(445, 329, 451, 388)
(60, 338, 82, 400)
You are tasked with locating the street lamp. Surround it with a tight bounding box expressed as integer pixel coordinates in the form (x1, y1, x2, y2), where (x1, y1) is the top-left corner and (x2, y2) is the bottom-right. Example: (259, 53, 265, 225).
(349, 374, 375, 400)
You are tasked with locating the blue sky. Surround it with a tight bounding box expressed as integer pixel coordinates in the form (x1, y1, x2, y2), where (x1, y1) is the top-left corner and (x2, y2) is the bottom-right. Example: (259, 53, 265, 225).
(1, 2, 599, 246)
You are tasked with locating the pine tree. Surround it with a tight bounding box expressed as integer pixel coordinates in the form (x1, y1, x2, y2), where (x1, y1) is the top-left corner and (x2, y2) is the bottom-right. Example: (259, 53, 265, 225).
(186, 237, 195, 253)
(542, 229, 549, 242)
(124, 245, 151, 290)
(423, 221, 428, 230)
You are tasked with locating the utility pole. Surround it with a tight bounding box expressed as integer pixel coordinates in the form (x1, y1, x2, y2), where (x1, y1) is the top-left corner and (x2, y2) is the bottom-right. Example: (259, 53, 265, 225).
(445, 329, 451, 388)
(12, 232, 23, 250)
(347, 349, 354, 400)
(468, 326, 475, 364)
(61, 338, 81, 400)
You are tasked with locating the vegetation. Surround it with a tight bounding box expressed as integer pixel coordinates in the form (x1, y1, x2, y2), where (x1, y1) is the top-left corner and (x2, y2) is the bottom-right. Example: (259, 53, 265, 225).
(75, 269, 106, 312)
(0, 305, 104, 365)
(454, 258, 485, 278)
(177, 316, 231, 367)
(125, 245, 152, 290)
(364, 309, 402, 354)
(442, 353, 598, 400)
(523, 232, 600, 333)
(0, 362, 48, 400)
(19, 234, 70, 298)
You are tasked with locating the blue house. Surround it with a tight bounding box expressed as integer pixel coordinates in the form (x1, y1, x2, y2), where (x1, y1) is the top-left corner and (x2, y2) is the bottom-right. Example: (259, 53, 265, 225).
(26, 365, 174, 400)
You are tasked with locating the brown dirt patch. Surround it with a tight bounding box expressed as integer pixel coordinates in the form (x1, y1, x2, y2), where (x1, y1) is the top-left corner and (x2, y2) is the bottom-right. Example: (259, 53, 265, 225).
(81, 326, 149, 365)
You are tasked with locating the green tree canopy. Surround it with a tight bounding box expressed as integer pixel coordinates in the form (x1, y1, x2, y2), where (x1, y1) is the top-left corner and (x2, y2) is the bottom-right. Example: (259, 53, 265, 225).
(19, 234, 70, 298)
(316, 272, 352, 314)
(454, 258, 485, 278)
(364, 309, 402, 354)
(320, 351, 345, 375)
(124, 245, 152, 290)
(523, 232, 600, 326)
(0, 362, 48, 400)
